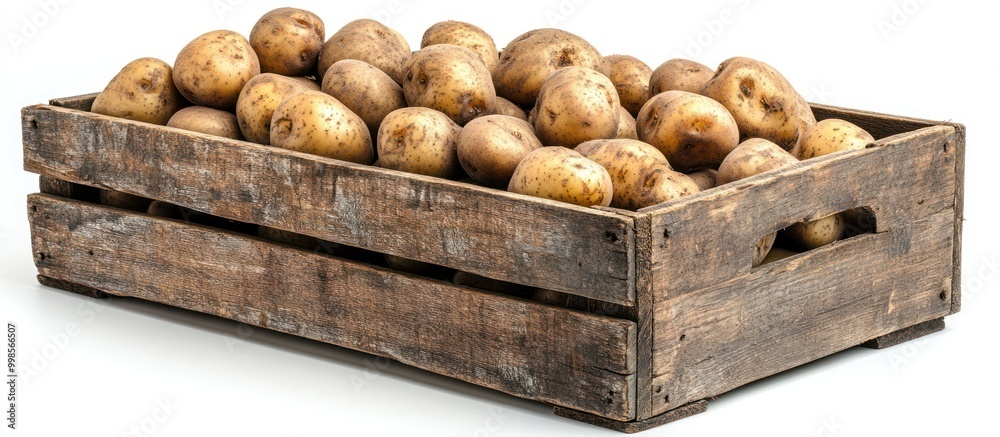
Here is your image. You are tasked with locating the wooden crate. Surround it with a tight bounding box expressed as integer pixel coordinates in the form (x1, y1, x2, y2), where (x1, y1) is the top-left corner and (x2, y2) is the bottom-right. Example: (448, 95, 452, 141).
(22, 94, 965, 432)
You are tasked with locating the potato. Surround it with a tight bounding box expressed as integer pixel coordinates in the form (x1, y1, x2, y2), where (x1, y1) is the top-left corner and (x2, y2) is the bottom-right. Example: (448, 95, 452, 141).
(249, 8, 325, 76)
(91, 57, 185, 125)
(173, 30, 260, 110)
(317, 19, 410, 84)
(760, 247, 799, 265)
(605, 55, 652, 117)
(492, 28, 607, 107)
(491, 96, 527, 121)
(507, 147, 613, 207)
(290, 77, 322, 89)
(270, 90, 374, 163)
(686, 169, 717, 191)
(457, 115, 543, 187)
(236, 73, 315, 144)
(167, 106, 243, 139)
(795, 119, 875, 160)
(637, 90, 740, 172)
(401, 44, 496, 126)
(533, 288, 568, 306)
(99, 189, 152, 212)
(532, 66, 620, 148)
(377, 107, 462, 178)
(784, 213, 846, 250)
(322, 59, 406, 143)
(701, 57, 812, 151)
(421, 21, 499, 73)
(716, 138, 798, 185)
(576, 139, 699, 210)
(649, 59, 715, 94)
(384, 254, 433, 274)
(616, 106, 638, 139)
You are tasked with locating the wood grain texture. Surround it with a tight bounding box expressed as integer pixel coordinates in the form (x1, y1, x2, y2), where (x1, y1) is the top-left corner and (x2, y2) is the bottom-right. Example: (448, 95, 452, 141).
(810, 103, 940, 140)
(644, 125, 958, 303)
(48, 92, 97, 111)
(650, 209, 955, 414)
(861, 318, 945, 350)
(554, 400, 707, 434)
(22, 104, 634, 305)
(28, 194, 637, 420)
(37, 275, 111, 299)
(949, 123, 966, 314)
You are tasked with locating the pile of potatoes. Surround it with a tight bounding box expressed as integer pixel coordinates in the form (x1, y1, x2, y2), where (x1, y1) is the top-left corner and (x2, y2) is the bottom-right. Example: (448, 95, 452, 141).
(91, 8, 877, 265)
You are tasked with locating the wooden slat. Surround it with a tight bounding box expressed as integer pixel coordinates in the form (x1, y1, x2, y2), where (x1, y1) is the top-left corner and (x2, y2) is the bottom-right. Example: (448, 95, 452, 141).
(48, 92, 98, 111)
(650, 209, 954, 413)
(27, 193, 636, 420)
(644, 125, 958, 303)
(21, 104, 634, 305)
(949, 124, 966, 314)
(810, 102, 941, 139)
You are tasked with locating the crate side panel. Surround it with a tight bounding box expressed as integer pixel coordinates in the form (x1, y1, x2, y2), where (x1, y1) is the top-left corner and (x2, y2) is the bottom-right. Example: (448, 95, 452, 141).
(28, 194, 636, 420)
(649, 209, 953, 413)
(22, 105, 633, 305)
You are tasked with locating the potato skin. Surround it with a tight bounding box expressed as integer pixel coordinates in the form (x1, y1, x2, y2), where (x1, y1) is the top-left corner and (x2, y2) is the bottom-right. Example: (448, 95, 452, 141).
(457, 115, 542, 188)
(493, 29, 607, 107)
(92, 57, 185, 125)
(490, 96, 527, 121)
(377, 107, 463, 178)
(508, 147, 613, 207)
(250, 8, 325, 76)
(784, 213, 846, 250)
(167, 106, 243, 140)
(236, 73, 314, 144)
(533, 66, 620, 148)
(701, 57, 811, 151)
(637, 90, 740, 172)
(605, 55, 652, 117)
(173, 30, 260, 110)
(317, 19, 410, 84)
(402, 45, 496, 126)
(649, 59, 715, 95)
(576, 139, 698, 210)
(322, 59, 406, 143)
(686, 169, 717, 191)
(421, 21, 499, 73)
(270, 90, 374, 164)
(795, 119, 875, 160)
(760, 247, 799, 264)
(615, 106, 638, 140)
(99, 189, 152, 212)
(716, 138, 798, 185)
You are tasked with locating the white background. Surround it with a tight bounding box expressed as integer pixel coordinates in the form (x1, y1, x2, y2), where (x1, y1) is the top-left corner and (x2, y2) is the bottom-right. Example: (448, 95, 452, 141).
(1, 0, 997, 436)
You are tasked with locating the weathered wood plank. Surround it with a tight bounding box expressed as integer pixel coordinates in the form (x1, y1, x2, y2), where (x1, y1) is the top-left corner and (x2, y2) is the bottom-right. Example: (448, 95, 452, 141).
(861, 318, 945, 350)
(810, 103, 941, 140)
(28, 193, 637, 420)
(949, 124, 966, 314)
(644, 125, 958, 303)
(22, 104, 634, 305)
(554, 400, 706, 434)
(48, 92, 98, 111)
(650, 209, 954, 414)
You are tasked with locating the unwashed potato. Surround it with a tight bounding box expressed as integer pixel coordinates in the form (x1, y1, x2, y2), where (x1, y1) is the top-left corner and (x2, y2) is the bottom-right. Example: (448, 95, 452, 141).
(317, 19, 410, 84)
(490, 96, 528, 121)
(457, 115, 542, 187)
(795, 119, 875, 160)
(270, 90, 374, 163)
(576, 139, 699, 210)
(686, 169, 718, 191)
(167, 106, 243, 139)
(533, 288, 568, 306)
(377, 107, 462, 178)
(249, 7, 325, 76)
(507, 147, 613, 207)
(402, 44, 496, 126)
(322, 59, 407, 143)
(637, 90, 740, 172)
(784, 213, 846, 250)
(173, 30, 260, 110)
(701, 57, 812, 151)
(91, 57, 185, 125)
(716, 138, 798, 185)
(421, 21, 499, 73)
(236, 73, 317, 144)
(649, 59, 715, 94)
(760, 247, 800, 265)
(605, 55, 652, 117)
(100, 189, 152, 212)
(492, 28, 607, 107)
(533, 66, 620, 148)
(616, 106, 638, 139)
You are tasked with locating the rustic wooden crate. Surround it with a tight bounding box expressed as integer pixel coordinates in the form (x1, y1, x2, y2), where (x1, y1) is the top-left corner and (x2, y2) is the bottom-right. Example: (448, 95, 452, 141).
(22, 94, 965, 432)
